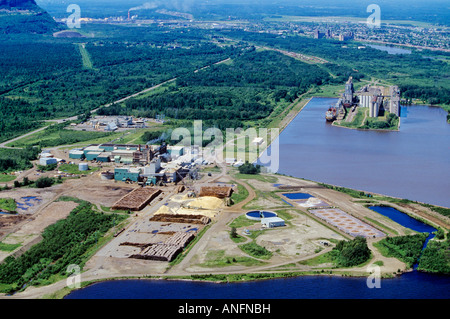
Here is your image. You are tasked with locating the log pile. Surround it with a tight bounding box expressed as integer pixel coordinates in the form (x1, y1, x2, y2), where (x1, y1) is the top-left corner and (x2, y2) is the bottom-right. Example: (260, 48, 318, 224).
(128, 231, 195, 262)
(199, 186, 233, 198)
(112, 187, 162, 211)
(119, 242, 153, 249)
(149, 214, 210, 225)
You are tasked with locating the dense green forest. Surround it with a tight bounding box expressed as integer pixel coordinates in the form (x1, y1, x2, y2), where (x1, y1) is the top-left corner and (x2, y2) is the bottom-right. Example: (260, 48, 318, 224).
(418, 237, 450, 274)
(0, 146, 40, 173)
(329, 236, 372, 267)
(0, 199, 127, 293)
(217, 30, 450, 106)
(0, 26, 236, 143)
(374, 233, 428, 268)
(97, 49, 330, 130)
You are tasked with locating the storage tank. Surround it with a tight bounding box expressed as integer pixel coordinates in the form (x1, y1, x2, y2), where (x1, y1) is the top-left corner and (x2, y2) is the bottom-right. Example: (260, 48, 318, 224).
(79, 163, 89, 171)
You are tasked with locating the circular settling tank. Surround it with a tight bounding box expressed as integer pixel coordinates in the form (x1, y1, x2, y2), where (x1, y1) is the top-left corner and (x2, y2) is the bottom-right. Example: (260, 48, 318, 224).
(246, 211, 278, 221)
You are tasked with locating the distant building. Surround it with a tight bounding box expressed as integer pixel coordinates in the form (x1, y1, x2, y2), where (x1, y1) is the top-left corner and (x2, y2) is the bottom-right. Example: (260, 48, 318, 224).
(114, 167, 142, 182)
(343, 76, 355, 107)
(339, 32, 354, 41)
(389, 86, 401, 117)
(357, 85, 400, 118)
(314, 30, 325, 39)
(261, 217, 285, 228)
(39, 157, 57, 166)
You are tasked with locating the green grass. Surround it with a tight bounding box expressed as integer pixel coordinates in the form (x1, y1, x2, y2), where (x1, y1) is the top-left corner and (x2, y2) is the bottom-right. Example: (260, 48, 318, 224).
(230, 183, 249, 206)
(58, 164, 100, 175)
(228, 215, 258, 229)
(198, 250, 264, 268)
(0, 175, 16, 183)
(334, 107, 366, 129)
(7, 128, 114, 148)
(0, 242, 21, 252)
(239, 242, 273, 260)
(77, 43, 94, 70)
(0, 198, 17, 212)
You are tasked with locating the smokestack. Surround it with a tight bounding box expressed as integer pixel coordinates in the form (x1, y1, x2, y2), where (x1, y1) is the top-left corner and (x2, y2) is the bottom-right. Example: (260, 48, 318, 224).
(128, 10, 131, 20)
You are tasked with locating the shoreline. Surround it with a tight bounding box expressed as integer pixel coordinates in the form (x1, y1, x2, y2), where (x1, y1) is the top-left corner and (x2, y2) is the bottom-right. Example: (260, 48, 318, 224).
(52, 267, 411, 299)
(2, 95, 448, 300)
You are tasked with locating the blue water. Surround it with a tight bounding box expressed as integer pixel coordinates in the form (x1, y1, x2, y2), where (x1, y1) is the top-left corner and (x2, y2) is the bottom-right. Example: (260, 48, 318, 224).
(366, 44, 412, 55)
(283, 193, 313, 200)
(65, 271, 450, 299)
(65, 100, 450, 299)
(246, 211, 277, 219)
(259, 98, 450, 208)
(369, 206, 437, 235)
(66, 206, 450, 299)
(369, 206, 437, 269)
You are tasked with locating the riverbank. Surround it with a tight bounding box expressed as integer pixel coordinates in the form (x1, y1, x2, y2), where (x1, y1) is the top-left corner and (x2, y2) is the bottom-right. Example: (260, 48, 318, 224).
(9, 168, 448, 300)
(2, 95, 448, 300)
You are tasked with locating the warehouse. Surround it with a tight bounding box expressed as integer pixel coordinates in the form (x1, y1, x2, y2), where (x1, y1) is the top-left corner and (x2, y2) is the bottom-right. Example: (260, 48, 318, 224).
(261, 217, 285, 228)
(69, 150, 85, 160)
(39, 157, 58, 166)
(114, 167, 142, 182)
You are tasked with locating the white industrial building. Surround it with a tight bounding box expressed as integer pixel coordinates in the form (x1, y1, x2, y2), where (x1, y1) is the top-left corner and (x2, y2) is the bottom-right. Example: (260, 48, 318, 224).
(358, 85, 400, 118)
(261, 217, 285, 228)
(39, 157, 58, 166)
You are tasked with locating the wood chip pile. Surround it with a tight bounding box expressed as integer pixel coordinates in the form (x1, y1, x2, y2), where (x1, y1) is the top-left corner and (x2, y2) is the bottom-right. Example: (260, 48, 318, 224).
(112, 187, 162, 211)
(149, 214, 210, 225)
(129, 231, 195, 262)
(199, 186, 233, 198)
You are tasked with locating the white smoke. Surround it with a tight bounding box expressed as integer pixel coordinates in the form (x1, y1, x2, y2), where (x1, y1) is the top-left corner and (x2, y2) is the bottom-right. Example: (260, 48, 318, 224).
(129, 2, 159, 12)
(129, 0, 195, 12)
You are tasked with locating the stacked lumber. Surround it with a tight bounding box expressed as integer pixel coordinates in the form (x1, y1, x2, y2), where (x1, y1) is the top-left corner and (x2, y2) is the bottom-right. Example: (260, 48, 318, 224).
(164, 231, 195, 248)
(128, 231, 195, 262)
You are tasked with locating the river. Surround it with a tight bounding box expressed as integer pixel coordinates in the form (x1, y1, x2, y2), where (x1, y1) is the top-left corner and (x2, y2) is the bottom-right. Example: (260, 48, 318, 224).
(65, 271, 450, 299)
(264, 98, 450, 208)
(65, 98, 450, 299)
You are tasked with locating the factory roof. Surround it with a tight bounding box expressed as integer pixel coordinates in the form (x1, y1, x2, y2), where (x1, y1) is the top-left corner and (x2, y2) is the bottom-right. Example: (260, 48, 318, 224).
(261, 217, 285, 223)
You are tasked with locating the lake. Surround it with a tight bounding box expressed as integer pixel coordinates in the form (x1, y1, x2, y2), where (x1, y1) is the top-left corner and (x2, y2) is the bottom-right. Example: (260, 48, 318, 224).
(263, 98, 450, 208)
(366, 44, 412, 55)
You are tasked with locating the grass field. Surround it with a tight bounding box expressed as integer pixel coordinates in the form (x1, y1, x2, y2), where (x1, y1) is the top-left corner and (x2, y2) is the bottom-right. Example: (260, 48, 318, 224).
(77, 43, 94, 70)
(0, 198, 17, 212)
(0, 175, 16, 183)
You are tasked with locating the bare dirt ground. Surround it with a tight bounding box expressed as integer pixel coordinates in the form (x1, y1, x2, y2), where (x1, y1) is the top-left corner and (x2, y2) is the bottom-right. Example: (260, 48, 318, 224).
(2, 165, 444, 299)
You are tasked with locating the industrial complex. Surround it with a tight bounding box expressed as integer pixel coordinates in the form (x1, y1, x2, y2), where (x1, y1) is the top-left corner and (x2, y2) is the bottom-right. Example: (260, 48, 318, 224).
(326, 76, 401, 122)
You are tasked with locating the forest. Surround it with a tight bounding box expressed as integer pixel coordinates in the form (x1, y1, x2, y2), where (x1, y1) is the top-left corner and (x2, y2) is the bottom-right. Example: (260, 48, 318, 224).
(0, 26, 236, 143)
(0, 146, 40, 173)
(0, 199, 127, 294)
(217, 30, 450, 107)
(97, 49, 331, 130)
(418, 237, 450, 274)
(330, 236, 372, 267)
(374, 233, 428, 269)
